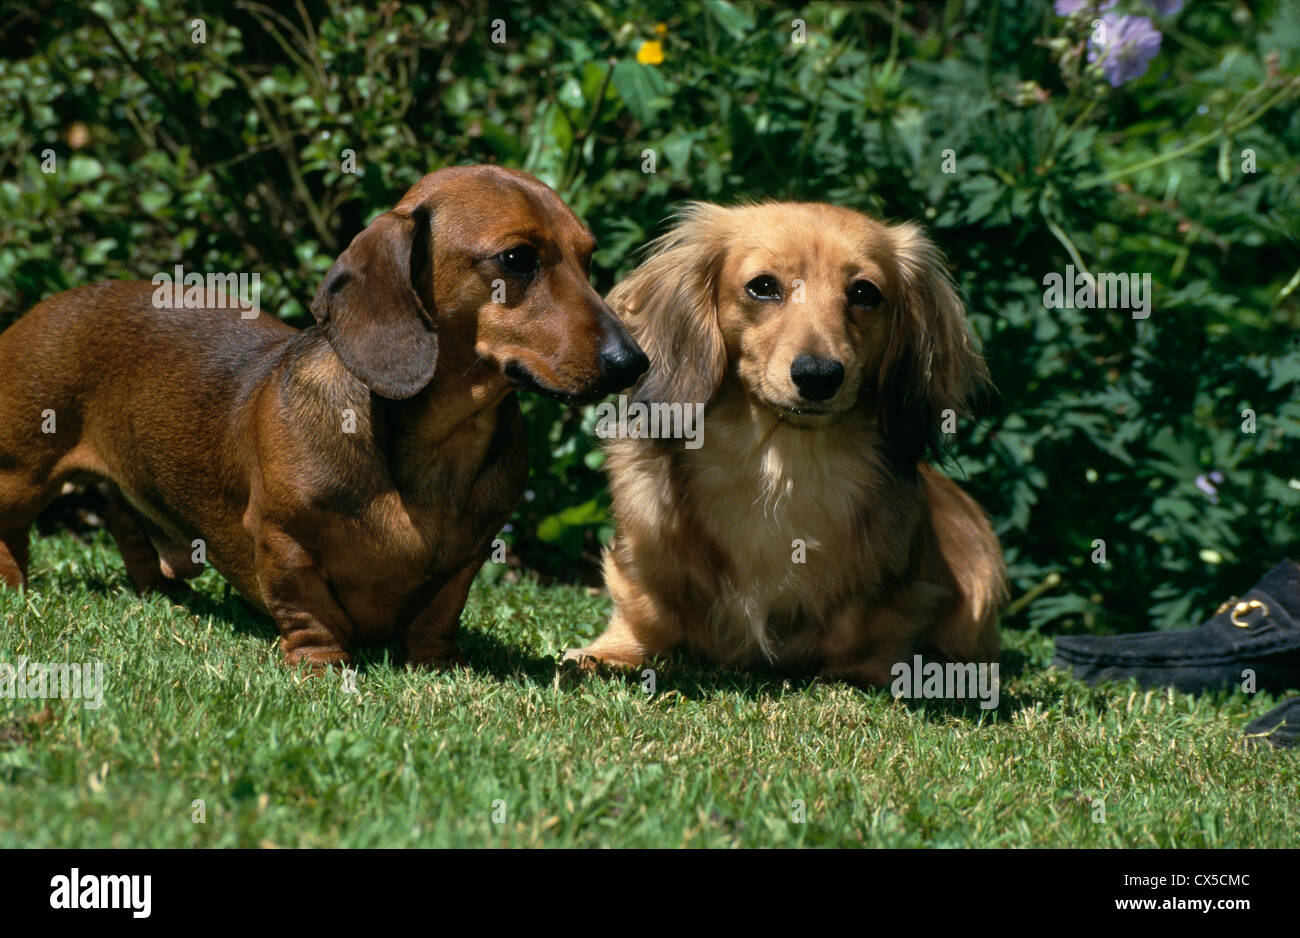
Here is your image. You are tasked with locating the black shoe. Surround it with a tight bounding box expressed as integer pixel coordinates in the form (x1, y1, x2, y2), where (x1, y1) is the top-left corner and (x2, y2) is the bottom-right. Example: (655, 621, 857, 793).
(1052, 560, 1300, 694)
(1243, 697, 1300, 749)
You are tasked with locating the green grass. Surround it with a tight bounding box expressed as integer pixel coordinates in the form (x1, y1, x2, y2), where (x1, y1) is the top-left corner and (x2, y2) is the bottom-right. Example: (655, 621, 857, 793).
(1, 530, 1297, 848)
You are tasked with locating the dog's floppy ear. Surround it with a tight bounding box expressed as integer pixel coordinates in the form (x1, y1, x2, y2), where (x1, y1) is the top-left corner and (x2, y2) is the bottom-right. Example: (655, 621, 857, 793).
(311, 205, 438, 400)
(876, 221, 989, 469)
(609, 204, 728, 406)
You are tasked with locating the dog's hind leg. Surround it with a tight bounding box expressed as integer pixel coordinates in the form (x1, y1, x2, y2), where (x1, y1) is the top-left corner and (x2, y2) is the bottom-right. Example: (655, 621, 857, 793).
(0, 525, 30, 590)
(0, 390, 94, 590)
(0, 474, 58, 590)
(917, 466, 1006, 663)
(100, 490, 192, 599)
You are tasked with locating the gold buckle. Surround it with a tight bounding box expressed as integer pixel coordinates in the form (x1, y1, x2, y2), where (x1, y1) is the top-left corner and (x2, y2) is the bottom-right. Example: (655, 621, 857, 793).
(1229, 599, 1269, 629)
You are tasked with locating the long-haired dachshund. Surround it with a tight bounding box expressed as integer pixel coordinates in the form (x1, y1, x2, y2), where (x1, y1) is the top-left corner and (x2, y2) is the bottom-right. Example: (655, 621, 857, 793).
(565, 202, 1004, 687)
(0, 164, 647, 669)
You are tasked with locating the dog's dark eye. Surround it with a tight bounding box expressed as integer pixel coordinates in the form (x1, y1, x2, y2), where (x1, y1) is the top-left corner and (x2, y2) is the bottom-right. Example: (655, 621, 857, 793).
(498, 245, 539, 276)
(848, 280, 884, 309)
(745, 275, 782, 301)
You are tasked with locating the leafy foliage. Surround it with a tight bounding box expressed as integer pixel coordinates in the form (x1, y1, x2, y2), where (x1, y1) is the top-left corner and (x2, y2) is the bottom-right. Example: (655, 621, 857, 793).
(1, 0, 1297, 635)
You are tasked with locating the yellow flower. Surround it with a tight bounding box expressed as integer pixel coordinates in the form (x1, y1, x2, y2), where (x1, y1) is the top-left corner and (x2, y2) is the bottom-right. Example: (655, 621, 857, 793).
(636, 40, 664, 66)
(655, 22, 668, 36)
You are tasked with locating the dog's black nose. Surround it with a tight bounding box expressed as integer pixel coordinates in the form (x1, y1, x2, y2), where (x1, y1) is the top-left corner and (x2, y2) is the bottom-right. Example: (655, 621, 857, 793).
(599, 337, 650, 390)
(790, 356, 844, 402)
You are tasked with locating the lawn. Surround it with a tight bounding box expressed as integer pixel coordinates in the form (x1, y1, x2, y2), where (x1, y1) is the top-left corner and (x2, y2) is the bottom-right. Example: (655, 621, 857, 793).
(1, 530, 1296, 848)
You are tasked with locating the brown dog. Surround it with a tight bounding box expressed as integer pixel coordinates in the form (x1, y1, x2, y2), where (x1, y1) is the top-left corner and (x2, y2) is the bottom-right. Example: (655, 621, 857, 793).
(0, 164, 647, 668)
(564, 202, 1004, 687)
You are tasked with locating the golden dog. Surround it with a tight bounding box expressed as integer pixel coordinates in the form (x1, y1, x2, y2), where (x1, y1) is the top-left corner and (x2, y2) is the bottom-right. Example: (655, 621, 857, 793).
(565, 202, 1004, 687)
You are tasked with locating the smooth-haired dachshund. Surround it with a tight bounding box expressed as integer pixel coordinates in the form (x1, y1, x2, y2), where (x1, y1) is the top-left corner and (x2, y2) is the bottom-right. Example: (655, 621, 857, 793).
(0, 164, 647, 669)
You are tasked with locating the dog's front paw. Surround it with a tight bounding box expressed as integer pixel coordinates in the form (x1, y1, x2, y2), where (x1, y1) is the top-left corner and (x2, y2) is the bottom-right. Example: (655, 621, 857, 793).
(560, 646, 641, 675)
(283, 645, 352, 673)
(560, 647, 601, 675)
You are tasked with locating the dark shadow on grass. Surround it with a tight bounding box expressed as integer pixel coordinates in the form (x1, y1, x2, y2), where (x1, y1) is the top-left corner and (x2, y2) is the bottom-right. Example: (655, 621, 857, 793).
(324, 627, 561, 682)
(648, 648, 1050, 725)
(33, 566, 555, 679)
(654, 655, 824, 699)
(556, 648, 826, 701)
(168, 585, 281, 644)
(31, 562, 1046, 720)
(898, 645, 1057, 724)
(891, 644, 1038, 724)
(630, 644, 1049, 725)
(996, 644, 1033, 681)
(34, 568, 280, 648)
(459, 628, 569, 684)
(540, 645, 1060, 725)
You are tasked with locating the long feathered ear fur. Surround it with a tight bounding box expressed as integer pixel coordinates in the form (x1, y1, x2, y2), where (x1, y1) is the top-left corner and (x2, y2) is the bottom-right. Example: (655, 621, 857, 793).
(876, 221, 990, 470)
(608, 203, 729, 406)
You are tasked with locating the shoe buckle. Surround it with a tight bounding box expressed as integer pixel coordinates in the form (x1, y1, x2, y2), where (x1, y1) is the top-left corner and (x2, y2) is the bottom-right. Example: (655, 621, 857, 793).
(1229, 599, 1269, 629)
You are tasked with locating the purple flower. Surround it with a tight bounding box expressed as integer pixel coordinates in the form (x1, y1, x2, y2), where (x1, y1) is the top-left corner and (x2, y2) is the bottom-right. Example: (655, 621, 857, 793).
(1150, 0, 1184, 15)
(1195, 471, 1225, 504)
(1089, 13, 1162, 86)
